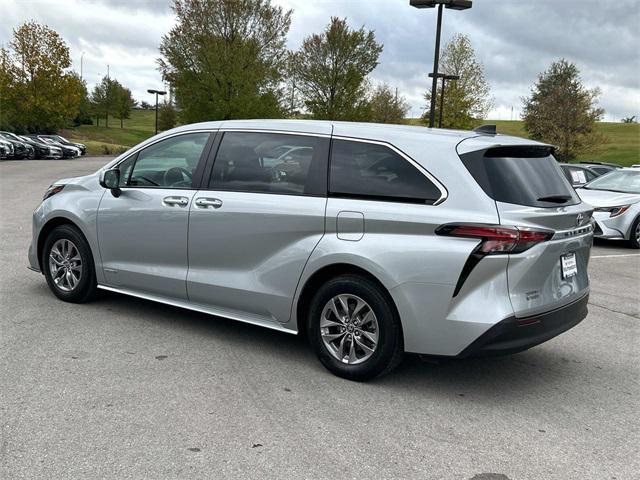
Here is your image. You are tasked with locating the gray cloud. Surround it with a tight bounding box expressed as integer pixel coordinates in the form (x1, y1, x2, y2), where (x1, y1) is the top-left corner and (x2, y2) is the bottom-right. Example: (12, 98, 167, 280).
(1, 0, 638, 120)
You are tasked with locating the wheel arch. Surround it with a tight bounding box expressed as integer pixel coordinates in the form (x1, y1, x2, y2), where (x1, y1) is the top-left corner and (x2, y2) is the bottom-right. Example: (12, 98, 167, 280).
(295, 262, 402, 339)
(37, 217, 90, 271)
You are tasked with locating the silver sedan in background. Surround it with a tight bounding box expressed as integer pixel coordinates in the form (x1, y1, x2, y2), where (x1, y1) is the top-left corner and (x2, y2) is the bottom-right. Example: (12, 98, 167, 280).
(577, 168, 640, 248)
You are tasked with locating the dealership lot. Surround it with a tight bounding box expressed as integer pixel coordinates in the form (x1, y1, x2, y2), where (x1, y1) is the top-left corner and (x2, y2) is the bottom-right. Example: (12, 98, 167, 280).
(1, 158, 638, 479)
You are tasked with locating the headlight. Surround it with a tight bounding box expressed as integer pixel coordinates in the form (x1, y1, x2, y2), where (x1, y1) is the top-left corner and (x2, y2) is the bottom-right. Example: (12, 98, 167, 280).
(594, 205, 631, 217)
(43, 184, 65, 201)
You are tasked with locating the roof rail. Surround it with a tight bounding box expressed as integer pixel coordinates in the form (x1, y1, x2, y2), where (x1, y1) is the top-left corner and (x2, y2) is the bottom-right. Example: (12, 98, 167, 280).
(473, 124, 497, 135)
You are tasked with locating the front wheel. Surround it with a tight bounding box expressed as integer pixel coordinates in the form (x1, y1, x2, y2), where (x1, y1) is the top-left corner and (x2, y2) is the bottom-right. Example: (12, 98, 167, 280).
(628, 216, 640, 249)
(42, 225, 97, 303)
(307, 275, 404, 381)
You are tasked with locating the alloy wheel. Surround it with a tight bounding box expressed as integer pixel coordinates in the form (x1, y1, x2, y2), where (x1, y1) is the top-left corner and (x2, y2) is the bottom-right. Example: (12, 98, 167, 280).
(320, 294, 379, 365)
(48, 239, 82, 292)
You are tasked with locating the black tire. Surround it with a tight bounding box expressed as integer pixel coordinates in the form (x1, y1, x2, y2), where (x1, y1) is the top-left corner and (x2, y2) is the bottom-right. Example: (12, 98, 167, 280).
(307, 274, 404, 381)
(628, 216, 640, 249)
(42, 224, 97, 303)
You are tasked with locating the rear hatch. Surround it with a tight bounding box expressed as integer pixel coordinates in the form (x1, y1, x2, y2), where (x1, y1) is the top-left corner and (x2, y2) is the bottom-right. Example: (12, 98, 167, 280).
(459, 144, 593, 317)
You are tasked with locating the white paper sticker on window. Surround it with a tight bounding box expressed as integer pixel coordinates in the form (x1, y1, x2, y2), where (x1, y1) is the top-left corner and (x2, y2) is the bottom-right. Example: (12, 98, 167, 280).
(570, 170, 587, 184)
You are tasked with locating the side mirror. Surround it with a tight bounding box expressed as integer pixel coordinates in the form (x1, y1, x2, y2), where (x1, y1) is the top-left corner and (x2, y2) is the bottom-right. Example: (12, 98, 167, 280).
(99, 168, 121, 197)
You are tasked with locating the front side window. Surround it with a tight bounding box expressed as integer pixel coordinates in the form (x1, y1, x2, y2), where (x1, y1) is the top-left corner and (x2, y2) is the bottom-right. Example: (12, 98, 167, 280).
(209, 132, 328, 195)
(329, 139, 442, 203)
(125, 132, 210, 188)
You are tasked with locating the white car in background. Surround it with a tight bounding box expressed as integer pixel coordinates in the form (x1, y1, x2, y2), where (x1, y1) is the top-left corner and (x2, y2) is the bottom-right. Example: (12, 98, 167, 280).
(578, 168, 640, 248)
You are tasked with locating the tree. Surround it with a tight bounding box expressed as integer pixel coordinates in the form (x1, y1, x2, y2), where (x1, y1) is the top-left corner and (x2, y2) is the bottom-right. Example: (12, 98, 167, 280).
(90, 76, 119, 127)
(158, 101, 178, 131)
(368, 84, 410, 124)
(621, 116, 637, 124)
(283, 51, 303, 117)
(139, 100, 153, 110)
(293, 17, 383, 120)
(0, 21, 83, 132)
(114, 84, 135, 128)
(523, 59, 605, 161)
(74, 78, 93, 126)
(158, 0, 291, 122)
(422, 34, 491, 130)
(0, 48, 14, 130)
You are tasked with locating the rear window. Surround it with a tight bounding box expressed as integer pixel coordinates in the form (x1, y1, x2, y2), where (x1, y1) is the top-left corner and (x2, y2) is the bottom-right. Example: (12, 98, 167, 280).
(460, 146, 580, 208)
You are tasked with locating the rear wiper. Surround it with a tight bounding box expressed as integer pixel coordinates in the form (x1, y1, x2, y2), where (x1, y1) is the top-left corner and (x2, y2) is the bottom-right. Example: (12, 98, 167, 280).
(537, 195, 572, 203)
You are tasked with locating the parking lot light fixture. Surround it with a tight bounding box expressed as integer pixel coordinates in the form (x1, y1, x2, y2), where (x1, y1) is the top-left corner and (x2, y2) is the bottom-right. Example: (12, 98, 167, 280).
(147, 89, 167, 135)
(429, 73, 460, 128)
(411, 0, 472, 128)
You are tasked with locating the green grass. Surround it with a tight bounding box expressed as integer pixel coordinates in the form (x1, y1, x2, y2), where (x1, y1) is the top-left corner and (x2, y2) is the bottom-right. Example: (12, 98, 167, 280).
(407, 118, 639, 166)
(66, 110, 639, 166)
(63, 109, 157, 155)
(489, 121, 640, 166)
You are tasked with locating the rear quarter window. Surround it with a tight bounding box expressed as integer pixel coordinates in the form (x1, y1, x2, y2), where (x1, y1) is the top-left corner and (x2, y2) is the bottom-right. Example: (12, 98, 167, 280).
(460, 146, 580, 208)
(330, 139, 442, 204)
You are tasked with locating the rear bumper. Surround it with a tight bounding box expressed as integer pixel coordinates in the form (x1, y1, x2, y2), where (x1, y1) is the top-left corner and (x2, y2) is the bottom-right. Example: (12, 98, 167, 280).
(458, 293, 589, 357)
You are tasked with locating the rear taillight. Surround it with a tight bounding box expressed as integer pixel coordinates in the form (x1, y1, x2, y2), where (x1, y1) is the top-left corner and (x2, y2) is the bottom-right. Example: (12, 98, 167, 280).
(436, 224, 553, 254)
(437, 223, 554, 298)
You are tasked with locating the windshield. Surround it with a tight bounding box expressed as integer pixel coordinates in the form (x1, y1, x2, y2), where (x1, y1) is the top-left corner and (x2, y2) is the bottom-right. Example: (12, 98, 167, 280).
(583, 170, 640, 194)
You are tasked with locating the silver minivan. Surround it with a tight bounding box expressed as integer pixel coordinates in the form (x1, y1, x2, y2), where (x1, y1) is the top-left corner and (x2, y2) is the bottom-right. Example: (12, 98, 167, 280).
(28, 120, 593, 380)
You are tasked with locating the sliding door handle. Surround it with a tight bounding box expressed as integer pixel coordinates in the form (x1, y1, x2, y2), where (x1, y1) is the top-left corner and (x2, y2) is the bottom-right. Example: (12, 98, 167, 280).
(195, 197, 223, 209)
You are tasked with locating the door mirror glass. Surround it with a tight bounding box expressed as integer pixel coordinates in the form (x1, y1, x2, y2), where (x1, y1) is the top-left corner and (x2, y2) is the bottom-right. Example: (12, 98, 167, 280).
(100, 169, 120, 189)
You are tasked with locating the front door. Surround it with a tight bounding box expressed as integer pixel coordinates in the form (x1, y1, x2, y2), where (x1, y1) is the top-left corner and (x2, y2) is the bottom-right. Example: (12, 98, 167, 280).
(187, 130, 330, 324)
(97, 131, 213, 299)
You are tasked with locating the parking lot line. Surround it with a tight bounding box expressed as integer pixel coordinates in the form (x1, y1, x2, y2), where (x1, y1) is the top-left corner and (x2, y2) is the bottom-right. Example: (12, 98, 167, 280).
(591, 253, 640, 258)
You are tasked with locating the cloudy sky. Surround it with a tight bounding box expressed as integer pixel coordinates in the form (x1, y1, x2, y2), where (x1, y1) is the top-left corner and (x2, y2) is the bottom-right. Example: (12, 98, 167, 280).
(1, 0, 638, 121)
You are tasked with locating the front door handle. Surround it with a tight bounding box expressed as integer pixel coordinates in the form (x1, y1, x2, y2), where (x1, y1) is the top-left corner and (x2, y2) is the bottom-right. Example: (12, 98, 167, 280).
(163, 196, 189, 207)
(195, 197, 223, 209)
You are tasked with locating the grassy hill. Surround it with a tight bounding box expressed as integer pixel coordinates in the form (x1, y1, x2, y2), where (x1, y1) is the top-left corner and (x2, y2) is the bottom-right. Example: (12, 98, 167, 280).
(65, 110, 639, 166)
(63, 109, 157, 155)
(407, 119, 639, 166)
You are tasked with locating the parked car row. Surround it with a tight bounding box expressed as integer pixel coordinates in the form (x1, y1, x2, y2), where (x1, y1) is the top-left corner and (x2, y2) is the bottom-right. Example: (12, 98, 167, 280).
(555, 160, 639, 247)
(0, 132, 86, 160)
(560, 161, 621, 187)
(577, 166, 640, 248)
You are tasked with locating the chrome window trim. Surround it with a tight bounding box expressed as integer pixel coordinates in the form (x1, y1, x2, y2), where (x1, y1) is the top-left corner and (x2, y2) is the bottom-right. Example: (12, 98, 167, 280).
(107, 128, 448, 205)
(331, 135, 449, 206)
(218, 128, 331, 138)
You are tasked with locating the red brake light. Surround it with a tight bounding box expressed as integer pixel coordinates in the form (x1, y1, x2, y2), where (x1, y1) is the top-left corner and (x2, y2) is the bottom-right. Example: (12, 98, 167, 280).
(436, 224, 553, 254)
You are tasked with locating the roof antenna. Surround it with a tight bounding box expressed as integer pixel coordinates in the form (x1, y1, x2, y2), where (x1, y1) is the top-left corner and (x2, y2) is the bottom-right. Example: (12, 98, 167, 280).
(473, 124, 497, 135)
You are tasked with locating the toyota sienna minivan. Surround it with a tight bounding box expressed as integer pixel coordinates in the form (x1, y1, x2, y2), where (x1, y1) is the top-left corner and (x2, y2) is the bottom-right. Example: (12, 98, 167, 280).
(28, 120, 594, 380)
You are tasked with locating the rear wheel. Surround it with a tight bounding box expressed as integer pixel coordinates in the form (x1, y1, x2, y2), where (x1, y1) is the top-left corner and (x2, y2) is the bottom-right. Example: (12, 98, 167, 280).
(42, 225, 97, 303)
(307, 275, 403, 381)
(628, 216, 640, 249)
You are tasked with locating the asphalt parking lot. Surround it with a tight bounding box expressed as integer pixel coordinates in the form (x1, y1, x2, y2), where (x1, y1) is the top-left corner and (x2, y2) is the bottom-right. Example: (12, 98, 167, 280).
(1, 157, 638, 480)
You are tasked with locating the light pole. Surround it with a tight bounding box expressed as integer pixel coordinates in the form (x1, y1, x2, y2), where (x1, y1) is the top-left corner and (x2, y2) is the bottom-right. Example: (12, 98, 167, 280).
(80, 51, 85, 80)
(410, 0, 472, 128)
(147, 89, 167, 135)
(429, 72, 459, 128)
